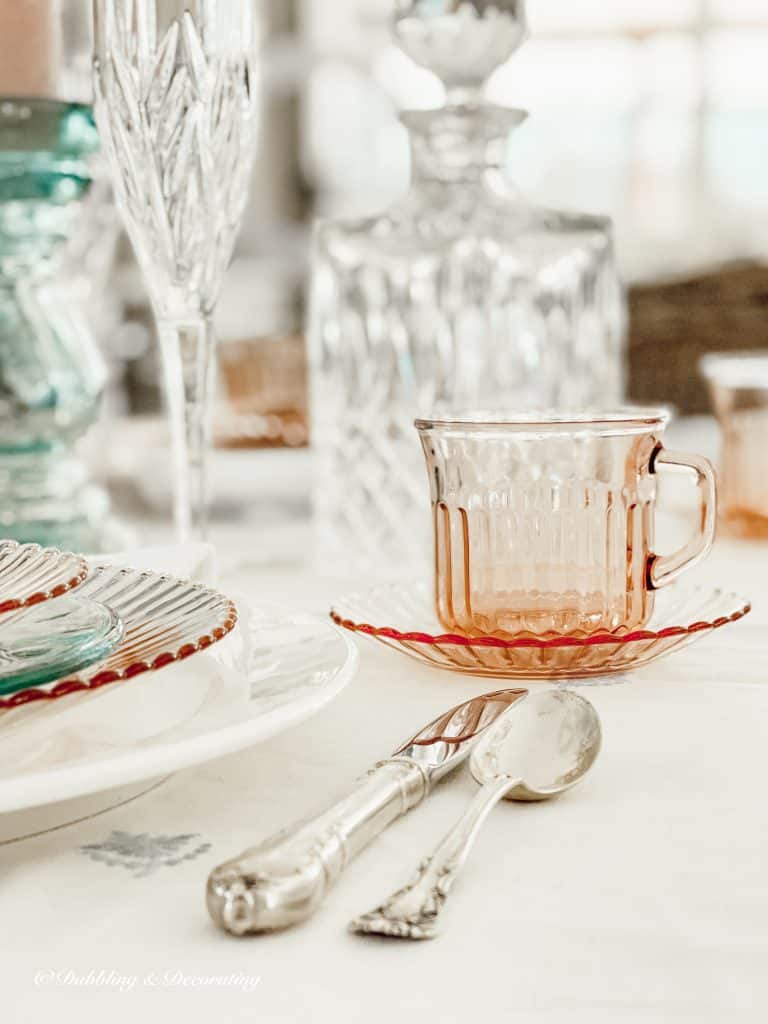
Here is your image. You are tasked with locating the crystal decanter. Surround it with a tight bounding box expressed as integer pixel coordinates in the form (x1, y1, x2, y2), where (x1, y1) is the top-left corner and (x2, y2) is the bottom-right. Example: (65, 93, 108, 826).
(309, 0, 626, 570)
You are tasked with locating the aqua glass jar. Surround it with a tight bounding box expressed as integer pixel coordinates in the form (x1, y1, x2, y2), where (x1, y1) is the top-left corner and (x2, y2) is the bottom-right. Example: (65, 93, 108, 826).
(0, 98, 108, 549)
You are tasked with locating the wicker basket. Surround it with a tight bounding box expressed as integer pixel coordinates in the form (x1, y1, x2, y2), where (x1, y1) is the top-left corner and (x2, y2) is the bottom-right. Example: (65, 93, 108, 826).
(628, 262, 768, 414)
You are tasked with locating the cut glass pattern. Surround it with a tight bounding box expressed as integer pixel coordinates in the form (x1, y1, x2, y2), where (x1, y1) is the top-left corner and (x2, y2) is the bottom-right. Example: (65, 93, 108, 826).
(310, 2, 626, 569)
(92, 2, 257, 318)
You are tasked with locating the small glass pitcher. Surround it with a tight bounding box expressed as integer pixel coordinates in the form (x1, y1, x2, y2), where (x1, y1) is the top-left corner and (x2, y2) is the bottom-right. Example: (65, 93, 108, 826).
(416, 409, 717, 637)
(701, 352, 768, 539)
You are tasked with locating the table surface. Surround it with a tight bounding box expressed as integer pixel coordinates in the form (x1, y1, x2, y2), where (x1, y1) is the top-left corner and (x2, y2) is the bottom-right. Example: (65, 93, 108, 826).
(3, 420, 768, 1023)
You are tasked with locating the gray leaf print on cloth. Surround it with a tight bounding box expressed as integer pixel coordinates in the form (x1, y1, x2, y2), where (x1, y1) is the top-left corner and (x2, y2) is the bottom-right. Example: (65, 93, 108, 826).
(80, 831, 212, 878)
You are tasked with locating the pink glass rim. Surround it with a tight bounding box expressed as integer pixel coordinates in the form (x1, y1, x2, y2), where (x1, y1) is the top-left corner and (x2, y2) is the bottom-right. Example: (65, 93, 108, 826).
(330, 591, 751, 650)
(415, 407, 672, 437)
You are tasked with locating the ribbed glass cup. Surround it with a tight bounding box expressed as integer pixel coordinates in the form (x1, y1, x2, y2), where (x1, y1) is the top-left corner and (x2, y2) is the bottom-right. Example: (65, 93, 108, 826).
(416, 410, 717, 638)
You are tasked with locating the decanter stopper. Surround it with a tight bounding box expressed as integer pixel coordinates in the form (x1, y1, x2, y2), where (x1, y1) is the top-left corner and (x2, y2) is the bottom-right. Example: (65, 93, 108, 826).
(394, 1, 528, 103)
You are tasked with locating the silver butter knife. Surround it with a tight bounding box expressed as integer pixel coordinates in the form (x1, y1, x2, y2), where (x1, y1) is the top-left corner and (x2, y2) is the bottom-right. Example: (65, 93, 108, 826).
(206, 688, 528, 934)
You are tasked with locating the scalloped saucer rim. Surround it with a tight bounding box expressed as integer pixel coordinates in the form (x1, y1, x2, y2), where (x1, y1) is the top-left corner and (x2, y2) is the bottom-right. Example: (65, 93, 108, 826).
(330, 581, 752, 649)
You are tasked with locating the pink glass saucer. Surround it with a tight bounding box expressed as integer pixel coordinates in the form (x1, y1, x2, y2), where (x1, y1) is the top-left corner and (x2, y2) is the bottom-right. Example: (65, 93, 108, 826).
(0, 564, 238, 710)
(0, 541, 88, 614)
(330, 582, 751, 679)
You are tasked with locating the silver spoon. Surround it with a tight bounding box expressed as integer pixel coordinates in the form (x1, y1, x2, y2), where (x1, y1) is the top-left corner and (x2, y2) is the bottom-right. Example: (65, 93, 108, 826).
(350, 688, 601, 940)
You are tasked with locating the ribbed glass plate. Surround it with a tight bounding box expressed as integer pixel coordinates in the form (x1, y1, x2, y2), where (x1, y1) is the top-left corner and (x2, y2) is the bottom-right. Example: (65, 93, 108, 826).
(331, 582, 751, 679)
(0, 541, 88, 614)
(0, 565, 237, 709)
(0, 598, 124, 695)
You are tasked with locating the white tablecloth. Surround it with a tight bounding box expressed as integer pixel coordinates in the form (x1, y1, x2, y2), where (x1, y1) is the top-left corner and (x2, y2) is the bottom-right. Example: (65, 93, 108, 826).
(3, 425, 768, 1023)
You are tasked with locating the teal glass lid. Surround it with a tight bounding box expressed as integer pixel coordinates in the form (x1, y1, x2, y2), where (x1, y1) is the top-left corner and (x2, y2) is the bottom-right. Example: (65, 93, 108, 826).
(0, 598, 124, 696)
(0, 98, 98, 204)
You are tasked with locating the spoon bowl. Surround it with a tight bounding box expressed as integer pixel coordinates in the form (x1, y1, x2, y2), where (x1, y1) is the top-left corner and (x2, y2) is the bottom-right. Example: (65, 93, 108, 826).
(470, 688, 602, 801)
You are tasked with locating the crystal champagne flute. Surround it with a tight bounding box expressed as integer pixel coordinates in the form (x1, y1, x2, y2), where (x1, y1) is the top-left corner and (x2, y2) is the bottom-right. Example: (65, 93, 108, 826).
(92, 0, 259, 539)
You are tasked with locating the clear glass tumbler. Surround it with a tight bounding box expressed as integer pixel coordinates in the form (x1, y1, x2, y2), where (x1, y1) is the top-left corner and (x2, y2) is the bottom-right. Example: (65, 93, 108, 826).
(701, 352, 768, 539)
(416, 410, 717, 638)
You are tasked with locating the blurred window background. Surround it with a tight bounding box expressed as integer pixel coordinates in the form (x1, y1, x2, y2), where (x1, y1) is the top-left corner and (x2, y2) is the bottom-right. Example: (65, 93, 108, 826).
(299, 0, 768, 280)
(279, 0, 768, 416)
(40, 0, 768, 530)
(54, 0, 768, 397)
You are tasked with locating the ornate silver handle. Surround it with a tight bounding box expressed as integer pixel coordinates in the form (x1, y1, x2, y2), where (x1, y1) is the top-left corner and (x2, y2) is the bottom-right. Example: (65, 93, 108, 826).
(350, 775, 515, 940)
(206, 760, 429, 934)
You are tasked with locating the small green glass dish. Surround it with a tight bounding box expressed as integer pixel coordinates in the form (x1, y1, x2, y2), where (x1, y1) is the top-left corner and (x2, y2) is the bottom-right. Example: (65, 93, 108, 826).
(0, 597, 124, 696)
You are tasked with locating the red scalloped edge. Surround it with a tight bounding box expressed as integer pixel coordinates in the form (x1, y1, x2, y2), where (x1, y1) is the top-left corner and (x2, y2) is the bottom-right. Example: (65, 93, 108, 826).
(0, 560, 89, 616)
(0, 603, 238, 710)
(330, 599, 752, 650)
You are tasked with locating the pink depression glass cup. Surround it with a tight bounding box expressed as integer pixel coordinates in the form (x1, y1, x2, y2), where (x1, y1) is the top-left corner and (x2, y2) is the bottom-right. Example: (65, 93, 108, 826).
(415, 409, 717, 638)
(700, 352, 768, 539)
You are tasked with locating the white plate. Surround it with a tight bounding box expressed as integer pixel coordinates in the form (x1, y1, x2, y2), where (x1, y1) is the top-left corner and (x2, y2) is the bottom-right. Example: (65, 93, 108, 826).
(0, 603, 358, 819)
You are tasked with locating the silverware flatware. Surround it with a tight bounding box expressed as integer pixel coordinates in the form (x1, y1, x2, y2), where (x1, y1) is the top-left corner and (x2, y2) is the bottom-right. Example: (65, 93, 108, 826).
(207, 688, 528, 934)
(350, 689, 601, 940)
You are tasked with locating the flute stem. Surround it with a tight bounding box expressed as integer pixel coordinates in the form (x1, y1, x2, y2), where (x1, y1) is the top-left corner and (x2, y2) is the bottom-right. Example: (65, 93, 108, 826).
(157, 317, 216, 542)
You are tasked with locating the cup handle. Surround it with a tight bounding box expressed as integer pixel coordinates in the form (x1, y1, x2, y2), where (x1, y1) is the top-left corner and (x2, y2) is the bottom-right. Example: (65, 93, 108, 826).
(648, 446, 717, 590)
